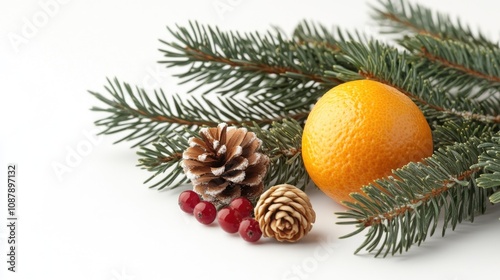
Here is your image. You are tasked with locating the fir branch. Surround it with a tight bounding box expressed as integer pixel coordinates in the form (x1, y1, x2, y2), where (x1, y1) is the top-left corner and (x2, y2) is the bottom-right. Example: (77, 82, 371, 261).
(249, 118, 311, 190)
(336, 136, 494, 257)
(159, 21, 342, 102)
(372, 0, 499, 49)
(293, 20, 341, 52)
(475, 135, 500, 203)
(329, 40, 500, 124)
(292, 21, 368, 73)
(402, 35, 500, 99)
(136, 132, 190, 190)
(90, 77, 206, 147)
(432, 120, 498, 150)
(89, 78, 311, 147)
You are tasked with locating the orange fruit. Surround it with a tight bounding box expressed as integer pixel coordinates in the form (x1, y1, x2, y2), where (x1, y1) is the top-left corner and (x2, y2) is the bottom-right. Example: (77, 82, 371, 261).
(301, 80, 433, 205)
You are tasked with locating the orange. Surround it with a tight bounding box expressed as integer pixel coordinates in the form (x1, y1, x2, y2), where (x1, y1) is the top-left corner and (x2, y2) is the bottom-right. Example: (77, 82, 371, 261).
(301, 80, 433, 205)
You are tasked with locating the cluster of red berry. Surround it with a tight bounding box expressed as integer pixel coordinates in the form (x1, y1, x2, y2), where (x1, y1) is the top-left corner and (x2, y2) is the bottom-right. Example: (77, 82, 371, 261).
(178, 190, 262, 242)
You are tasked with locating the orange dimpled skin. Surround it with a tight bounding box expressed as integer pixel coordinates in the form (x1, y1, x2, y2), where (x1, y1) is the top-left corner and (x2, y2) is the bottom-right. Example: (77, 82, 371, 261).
(301, 80, 433, 205)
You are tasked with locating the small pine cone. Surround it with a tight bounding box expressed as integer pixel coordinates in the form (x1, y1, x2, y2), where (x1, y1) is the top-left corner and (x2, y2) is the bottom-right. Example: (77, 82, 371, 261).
(182, 123, 269, 207)
(254, 184, 315, 242)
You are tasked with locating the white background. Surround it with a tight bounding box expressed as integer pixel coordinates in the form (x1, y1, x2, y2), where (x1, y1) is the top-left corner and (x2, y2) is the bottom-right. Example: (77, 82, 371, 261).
(1, 1, 500, 279)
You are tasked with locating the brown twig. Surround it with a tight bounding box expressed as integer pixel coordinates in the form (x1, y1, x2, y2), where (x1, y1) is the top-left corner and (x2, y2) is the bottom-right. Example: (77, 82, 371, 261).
(150, 152, 183, 167)
(296, 38, 340, 53)
(128, 106, 309, 127)
(184, 47, 343, 85)
(420, 47, 500, 83)
(379, 12, 439, 38)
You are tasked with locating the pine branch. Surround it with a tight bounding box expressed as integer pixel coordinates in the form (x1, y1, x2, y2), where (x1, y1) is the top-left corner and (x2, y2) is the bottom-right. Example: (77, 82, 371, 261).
(159, 21, 342, 103)
(372, 0, 499, 49)
(292, 21, 369, 73)
(136, 131, 191, 190)
(293, 20, 342, 52)
(402, 35, 500, 99)
(137, 119, 310, 191)
(248, 118, 311, 190)
(475, 134, 500, 203)
(328, 40, 500, 125)
(432, 120, 497, 150)
(336, 135, 494, 257)
(89, 78, 311, 147)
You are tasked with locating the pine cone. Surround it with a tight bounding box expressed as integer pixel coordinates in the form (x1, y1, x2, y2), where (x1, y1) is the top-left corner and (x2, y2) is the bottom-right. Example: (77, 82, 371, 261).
(182, 123, 269, 207)
(254, 184, 316, 242)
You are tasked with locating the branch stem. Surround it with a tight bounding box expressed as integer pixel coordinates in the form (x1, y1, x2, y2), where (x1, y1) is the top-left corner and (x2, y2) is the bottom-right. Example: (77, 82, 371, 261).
(379, 12, 437, 37)
(361, 168, 480, 227)
(122, 102, 309, 127)
(184, 47, 343, 84)
(420, 47, 500, 83)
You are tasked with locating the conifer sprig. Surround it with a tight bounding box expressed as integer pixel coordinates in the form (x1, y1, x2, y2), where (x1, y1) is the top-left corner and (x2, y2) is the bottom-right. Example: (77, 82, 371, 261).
(89, 78, 311, 147)
(402, 35, 500, 99)
(371, 0, 499, 49)
(249, 119, 310, 190)
(475, 135, 500, 203)
(432, 120, 496, 149)
(293, 20, 342, 52)
(136, 131, 191, 190)
(159, 21, 343, 104)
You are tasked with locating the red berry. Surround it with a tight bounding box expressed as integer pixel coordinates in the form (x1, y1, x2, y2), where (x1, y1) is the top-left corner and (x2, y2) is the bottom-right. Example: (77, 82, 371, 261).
(193, 201, 217, 225)
(229, 197, 254, 218)
(238, 218, 262, 242)
(217, 207, 243, 233)
(178, 190, 200, 214)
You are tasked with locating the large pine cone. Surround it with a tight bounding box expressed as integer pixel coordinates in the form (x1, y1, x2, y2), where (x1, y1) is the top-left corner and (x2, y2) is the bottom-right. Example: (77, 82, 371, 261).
(254, 184, 315, 242)
(182, 123, 269, 207)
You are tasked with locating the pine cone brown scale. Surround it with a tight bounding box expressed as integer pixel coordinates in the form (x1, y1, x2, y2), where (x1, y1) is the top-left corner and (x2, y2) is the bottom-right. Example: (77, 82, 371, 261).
(254, 184, 316, 242)
(182, 123, 269, 207)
